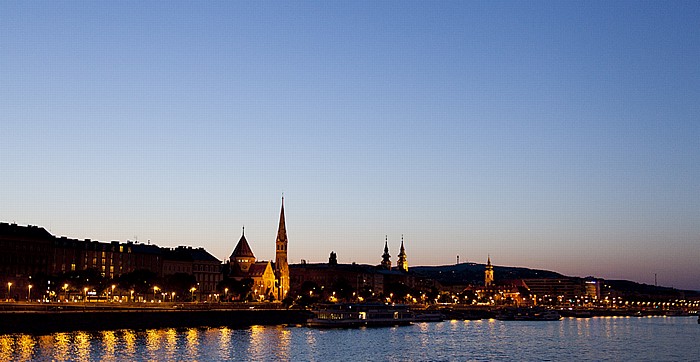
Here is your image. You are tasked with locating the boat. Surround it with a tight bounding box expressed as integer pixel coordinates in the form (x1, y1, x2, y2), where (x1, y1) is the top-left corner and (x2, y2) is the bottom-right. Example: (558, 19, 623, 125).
(496, 307, 562, 321)
(307, 303, 415, 328)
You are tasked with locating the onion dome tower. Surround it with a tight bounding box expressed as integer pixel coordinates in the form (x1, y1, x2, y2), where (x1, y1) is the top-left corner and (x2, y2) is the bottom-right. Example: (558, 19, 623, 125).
(381, 235, 392, 270)
(396, 235, 408, 272)
(485, 255, 494, 287)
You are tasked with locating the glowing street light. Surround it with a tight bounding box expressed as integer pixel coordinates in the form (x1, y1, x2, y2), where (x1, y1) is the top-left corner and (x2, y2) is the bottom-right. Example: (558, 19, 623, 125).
(171, 292, 175, 302)
(153, 286, 159, 301)
(28, 285, 32, 301)
(111, 285, 116, 301)
(7, 282, 12, 301)
(224, 288, 229, 300)
(84, 287, 89, 302)
(190, 287, 196, 302)
(63, 283, 69, 301)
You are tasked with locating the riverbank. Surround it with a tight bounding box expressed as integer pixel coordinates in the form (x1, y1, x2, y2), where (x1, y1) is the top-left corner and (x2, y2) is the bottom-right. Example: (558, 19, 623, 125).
(1, 302, 694, 335)
(0, 305, 312, 335)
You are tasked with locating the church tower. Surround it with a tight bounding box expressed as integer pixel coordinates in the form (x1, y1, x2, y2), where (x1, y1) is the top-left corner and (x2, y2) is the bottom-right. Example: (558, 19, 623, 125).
(396, 235, 408, 272)
(230, 227, 255, 273)
(380, 235, 391, 270)
(484, 255, 494, 287)
(274, 197, 290, 300)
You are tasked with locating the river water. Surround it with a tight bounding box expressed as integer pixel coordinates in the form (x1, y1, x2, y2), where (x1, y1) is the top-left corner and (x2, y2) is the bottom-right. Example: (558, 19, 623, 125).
(1, 316, 698, 361)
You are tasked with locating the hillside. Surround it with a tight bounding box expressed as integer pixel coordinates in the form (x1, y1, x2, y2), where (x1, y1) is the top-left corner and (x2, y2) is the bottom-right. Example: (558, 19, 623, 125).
(411, 263, 700, 297)
(411, 263, 564, 286)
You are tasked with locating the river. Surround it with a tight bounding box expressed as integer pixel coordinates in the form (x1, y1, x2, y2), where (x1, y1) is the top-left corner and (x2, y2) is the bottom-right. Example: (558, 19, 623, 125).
(1, 316, 698, 361)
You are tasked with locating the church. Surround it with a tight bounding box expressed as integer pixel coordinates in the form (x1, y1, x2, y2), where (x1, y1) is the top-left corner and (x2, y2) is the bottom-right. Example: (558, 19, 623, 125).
(226, 198, 290, 301)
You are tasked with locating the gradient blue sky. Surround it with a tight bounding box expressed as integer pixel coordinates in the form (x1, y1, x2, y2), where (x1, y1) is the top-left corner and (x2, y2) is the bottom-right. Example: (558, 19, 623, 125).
(2, 1, 699, 290)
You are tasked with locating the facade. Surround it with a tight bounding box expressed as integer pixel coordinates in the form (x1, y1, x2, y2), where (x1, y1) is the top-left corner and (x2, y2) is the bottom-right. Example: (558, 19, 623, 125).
(161, 247, 194, 276)
(521, 278, 587, 302)
(187, 247, 222, 296)
(52, 237, 162, 279)
(291, 262, 387, 295)
(0, 223, 53, 278)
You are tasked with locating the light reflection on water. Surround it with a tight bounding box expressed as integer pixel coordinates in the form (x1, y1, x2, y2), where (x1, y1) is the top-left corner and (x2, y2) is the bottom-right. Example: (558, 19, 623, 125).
(0, 317, 698, 361)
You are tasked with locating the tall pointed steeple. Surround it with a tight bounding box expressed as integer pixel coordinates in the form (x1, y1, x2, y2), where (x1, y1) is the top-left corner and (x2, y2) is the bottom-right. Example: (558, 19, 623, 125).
(381, 235, 391, 270)
(485, 255, 494, 287)
(396, 234, 408, 272)
(274, 196, 290, 299)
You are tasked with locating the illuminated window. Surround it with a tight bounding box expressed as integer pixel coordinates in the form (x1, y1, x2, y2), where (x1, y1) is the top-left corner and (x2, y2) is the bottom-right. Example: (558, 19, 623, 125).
(70, 263, 76, 271)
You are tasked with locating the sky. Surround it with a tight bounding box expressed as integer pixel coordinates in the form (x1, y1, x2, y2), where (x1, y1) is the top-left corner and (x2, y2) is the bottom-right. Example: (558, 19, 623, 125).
(1, 1, 699, 290)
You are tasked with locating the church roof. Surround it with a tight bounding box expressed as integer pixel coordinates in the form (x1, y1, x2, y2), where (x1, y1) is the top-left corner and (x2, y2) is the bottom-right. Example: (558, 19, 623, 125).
(230, 230, 255, 259)
(248, 262, 271, 277)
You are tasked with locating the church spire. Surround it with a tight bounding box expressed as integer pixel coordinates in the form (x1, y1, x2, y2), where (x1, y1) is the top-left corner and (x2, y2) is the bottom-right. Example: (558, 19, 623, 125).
(485, 255, 494, 287)
(396, 234, 408, 272)
(381, 235, 391, 270)
(274, 196, 290, 300)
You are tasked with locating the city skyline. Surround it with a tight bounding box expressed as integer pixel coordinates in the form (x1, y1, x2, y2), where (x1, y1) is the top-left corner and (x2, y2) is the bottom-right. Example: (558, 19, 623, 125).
(2, 1, 699, 290)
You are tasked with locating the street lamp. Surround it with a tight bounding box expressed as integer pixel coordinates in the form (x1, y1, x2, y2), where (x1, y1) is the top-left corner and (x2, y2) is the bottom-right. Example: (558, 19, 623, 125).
(190, 287, 196, 302)
(130, 290, 134, 302)
(63, 284, 69, 301)
(111, 285, 116, 301)
(171, 292, 175, 302)
(28, 285, 32, 301)
(7, 282, 12, 301)
(153, 286, 159, 302)
(84, 287, 89, 302)
(224, 288, 229, 301)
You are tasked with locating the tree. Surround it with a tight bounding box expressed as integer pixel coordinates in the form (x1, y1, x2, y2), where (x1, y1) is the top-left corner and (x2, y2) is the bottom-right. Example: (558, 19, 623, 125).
(330, 278, 354, 301)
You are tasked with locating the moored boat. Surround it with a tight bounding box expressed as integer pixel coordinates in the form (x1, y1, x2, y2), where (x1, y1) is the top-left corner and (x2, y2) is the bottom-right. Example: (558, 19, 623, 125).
(307, 303, 415, 328)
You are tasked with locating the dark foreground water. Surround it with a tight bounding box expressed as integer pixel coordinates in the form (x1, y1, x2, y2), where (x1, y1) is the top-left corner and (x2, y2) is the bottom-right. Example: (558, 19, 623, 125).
(1, 316, 698, 361)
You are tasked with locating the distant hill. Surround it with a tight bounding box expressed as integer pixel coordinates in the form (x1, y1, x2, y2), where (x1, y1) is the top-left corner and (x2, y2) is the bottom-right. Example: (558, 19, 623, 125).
(411, 263, 564, 286)
(411, 263, 700, 298)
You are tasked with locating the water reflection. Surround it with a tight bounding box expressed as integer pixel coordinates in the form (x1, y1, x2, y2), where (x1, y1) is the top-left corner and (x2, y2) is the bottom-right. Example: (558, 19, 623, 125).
(218, 327, 232, 360)
(52, 333, 70, 361)
(185, 328, 200, 358)
(0, 317, 698, 361)
(0, 335, 13, 361)
(120, 329, 135, 358)
(74, 331, 90, 361)
(101, 330, 116, 361)
(164, 328, 177, 358)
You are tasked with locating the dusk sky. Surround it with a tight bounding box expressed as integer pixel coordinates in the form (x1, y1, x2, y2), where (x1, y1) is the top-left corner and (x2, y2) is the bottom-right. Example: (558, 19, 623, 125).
(2, 1, 699, 290)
